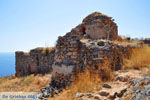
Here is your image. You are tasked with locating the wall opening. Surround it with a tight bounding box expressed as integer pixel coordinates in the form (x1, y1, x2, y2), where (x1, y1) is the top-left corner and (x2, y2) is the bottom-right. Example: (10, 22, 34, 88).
(81, 26, 86, 35)
(36, 55, 39, 66)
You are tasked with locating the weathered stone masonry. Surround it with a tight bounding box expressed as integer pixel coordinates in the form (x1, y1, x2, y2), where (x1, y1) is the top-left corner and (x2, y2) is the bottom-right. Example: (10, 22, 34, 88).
(15, 12, 119, 77)
(15, 12, 137, 99)
(38, 39, 134, 99)
(51, 12, 126, 78)
(15, 48, 55, 76)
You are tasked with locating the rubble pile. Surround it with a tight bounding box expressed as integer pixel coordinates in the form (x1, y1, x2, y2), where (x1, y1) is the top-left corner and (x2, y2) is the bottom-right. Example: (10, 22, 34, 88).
(75, 70, 148, 100)
(127, 77, 150, 100)
(79, 39, 132, 71)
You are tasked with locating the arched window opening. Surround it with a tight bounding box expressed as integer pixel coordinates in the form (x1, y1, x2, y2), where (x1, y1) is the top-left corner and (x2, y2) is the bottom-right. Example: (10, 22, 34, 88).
(36, 55, 39, 66)
(81, 26, 86, 35)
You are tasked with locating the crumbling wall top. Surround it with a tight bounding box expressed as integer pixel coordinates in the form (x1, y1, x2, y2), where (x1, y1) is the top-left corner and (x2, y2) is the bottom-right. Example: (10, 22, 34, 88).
(82, 12, 113, 25)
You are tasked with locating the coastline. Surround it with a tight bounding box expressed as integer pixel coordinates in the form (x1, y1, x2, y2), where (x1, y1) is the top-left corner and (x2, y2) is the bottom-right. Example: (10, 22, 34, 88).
(0, 53, 15, 77)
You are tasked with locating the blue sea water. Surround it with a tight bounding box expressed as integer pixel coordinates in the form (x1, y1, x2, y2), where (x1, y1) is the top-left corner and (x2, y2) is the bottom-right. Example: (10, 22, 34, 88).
(0, 53, 15, 77)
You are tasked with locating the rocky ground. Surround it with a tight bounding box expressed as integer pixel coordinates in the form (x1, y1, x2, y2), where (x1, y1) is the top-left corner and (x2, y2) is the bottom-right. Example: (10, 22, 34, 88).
(75, 69, 150, 100)
(0, 68, 149, 100)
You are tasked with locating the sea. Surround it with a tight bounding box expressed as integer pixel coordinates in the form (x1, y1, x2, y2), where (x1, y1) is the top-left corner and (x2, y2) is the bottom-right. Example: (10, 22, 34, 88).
(0, 53, 15, 77)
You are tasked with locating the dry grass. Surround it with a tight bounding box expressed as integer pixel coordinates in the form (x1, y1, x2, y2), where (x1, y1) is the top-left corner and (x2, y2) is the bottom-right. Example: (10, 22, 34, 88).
(71, 68, 102, 93)
(141, 67, 150, 76)
(44, 47, 53, 52)
(0, 74, 51, 92)
(32, 47, 54, 54)
(112, 40, 139, 46)
(96, 60, 114, 81)
(123, 45, 150, 70)
(50, 68, 102, 100)
(50, 60, 114, 100)
(122, 45, 150, 100)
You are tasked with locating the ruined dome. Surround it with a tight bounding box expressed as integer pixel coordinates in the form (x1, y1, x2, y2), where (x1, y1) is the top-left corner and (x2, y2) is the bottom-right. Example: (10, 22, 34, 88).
(81, 12, 118, 40)
(82, 12, 112, 25)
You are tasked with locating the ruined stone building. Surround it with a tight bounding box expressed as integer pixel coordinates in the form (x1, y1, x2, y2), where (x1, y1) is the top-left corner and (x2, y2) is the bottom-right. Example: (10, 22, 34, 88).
(82, 12, 118, 39)
(15, 48, 55, 76)
(15, 12, 124, 77)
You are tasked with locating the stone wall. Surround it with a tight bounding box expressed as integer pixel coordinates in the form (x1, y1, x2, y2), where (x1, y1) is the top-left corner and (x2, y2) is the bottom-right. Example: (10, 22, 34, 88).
(82, 12, 118, 40)
(143, 38, 150, 46)
(38, 38, 134, 99)
(52, 38, 132, 77)
(15, 48, 55, 77)
(15, 12, 139, 99)
(16, 12, 121, 77)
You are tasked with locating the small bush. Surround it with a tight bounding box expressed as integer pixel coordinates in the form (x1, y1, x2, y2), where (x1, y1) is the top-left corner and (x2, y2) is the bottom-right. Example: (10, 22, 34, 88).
(45, 48, 50, 55)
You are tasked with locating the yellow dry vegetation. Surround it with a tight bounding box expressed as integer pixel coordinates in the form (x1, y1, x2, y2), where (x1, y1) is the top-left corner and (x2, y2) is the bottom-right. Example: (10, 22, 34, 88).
(0, 74, 51, 92)
(123, 45, 150, 70)
(112, 39, 139, 46)
(50, 68, 102, 100)
(50, 60, 114, 100)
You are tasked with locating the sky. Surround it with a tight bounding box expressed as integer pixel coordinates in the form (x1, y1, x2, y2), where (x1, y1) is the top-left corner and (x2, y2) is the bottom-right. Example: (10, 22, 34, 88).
(0, 0, 150, 52)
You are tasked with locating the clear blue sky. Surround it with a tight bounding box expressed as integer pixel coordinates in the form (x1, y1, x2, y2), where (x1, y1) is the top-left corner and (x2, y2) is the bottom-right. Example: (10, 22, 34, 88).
(0, 0, 150, 52)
